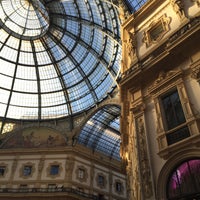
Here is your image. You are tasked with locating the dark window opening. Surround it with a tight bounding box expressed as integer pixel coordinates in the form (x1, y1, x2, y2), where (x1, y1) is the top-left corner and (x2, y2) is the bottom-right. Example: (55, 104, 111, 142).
(23, 166, 32, 176)
(0, 166, 6, 176)
(161, 89, 186, 130)
(50, 165, 59, 175)
(167, 159, 200, 200)
(98, 175, 105, 187)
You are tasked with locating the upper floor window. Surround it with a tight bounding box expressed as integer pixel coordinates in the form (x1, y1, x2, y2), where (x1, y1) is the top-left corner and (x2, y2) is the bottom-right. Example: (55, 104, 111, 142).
(50, 165, 59, 175)
(115, 181, 123, 193)
(75, 166, 88, 182)
(161, 89, 186, 130)
(78, 168, 85, 179)
(0, 166, 6, 176)
(161, 89, 190, 145)
(23, 166, 32, 176)
(149, 21, 165, 42)
(98, 175, 105, 187)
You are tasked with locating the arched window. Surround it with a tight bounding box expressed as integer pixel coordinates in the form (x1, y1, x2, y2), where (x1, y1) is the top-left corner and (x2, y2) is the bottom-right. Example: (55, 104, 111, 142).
(167, 159, 200, 200)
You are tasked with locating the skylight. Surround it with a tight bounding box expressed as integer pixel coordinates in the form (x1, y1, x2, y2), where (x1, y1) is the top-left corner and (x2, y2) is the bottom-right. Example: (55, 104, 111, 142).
(0, 0, 121, 120)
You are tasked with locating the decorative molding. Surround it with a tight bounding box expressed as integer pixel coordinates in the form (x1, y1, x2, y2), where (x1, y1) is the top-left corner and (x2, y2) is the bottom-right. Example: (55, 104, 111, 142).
(135, 115, 153, 198)
(75, 165, 88, 183)
(114, 179, 124, 195)
(46, 161, 62, 178)
(20, 162, 35, 179)
(191, 62, 200, 82)
(148, 69, 182, 94)
(143, 14, 171, 47)
(96, 172, 107, 189)
(171, 0, 187, 20)
(191, 0, 200, 7)
(118, 0, 130, 23)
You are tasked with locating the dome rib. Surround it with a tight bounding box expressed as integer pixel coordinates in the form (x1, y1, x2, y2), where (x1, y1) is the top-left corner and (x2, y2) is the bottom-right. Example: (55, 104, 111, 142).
(0, 0, 121, 120)
(51, 23, 118, 83)
(30, 40, 42, 120)
(39, 37, 73, 117)
(46, 30, 99, 104)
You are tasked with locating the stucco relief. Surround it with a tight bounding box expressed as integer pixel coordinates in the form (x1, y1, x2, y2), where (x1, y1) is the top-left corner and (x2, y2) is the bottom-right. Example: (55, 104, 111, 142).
(118, 0, 130, 23)
(171, 0, 186, 20)
(191, 0, 200, 6)
(121, 30, 137, 73)
(135, 116, 153, 198)
(143, 14, 171, 47)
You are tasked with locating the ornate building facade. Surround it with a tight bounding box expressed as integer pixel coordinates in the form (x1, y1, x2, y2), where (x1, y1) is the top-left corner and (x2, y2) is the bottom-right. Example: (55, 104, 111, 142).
(120, 0, 200, 199)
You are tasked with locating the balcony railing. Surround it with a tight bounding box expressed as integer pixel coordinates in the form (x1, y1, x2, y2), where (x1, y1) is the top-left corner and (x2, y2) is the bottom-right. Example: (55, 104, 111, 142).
(0, 187, 98, 200)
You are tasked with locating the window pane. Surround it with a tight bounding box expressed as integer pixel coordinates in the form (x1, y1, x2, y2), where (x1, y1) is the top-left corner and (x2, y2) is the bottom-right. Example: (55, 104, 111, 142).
(23, 166, 32, 176)
(162, 90, 185, 130)
(167, 159, 200, 199)
(50, 165, 59, 175)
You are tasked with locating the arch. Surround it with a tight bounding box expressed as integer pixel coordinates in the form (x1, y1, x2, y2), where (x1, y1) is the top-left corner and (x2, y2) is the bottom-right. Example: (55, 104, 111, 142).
(78, 98, 121, 130)
(76, 103, 121, 160)
(157, 148, 200, 200)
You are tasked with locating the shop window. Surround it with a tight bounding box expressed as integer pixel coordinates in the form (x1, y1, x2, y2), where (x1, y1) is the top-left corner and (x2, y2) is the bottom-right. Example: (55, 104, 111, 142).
(167, 159, 200, 199)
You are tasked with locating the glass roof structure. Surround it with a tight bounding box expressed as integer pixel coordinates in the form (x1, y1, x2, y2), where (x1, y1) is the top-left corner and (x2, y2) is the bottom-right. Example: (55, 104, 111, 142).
(78, 105, 121, 160)
(126, 0, 148, 12)
(0, 0, 121, 120)
(0, 0, 148, 159)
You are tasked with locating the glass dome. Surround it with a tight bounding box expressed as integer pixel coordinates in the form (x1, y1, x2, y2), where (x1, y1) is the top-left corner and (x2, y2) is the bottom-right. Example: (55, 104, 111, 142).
(0, 0, 121, 120)
(126, 0, 148, 12)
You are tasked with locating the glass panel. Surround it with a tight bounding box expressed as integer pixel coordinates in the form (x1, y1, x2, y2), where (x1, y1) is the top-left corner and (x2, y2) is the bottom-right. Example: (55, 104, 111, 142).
(167, 159, 200, 199)
(125, 0, 148, 12)
(23, 166, 32, 176)
(78, 105, 121, 160)
(162, 90, 186, 130)
(50, 165, 59, 175)
(0, 0, 121, 121)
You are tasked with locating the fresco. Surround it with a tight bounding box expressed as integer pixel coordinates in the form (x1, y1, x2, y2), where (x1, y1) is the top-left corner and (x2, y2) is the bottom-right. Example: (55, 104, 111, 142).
(1, 128, 66, 148)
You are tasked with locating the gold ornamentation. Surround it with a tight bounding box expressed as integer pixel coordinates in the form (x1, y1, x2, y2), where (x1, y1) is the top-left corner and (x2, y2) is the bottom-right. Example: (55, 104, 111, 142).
(171, 0, 186, 20)
(143, 14, 171, 47)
